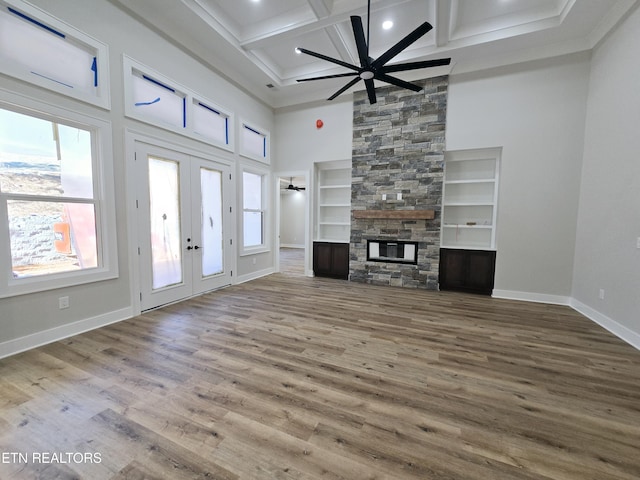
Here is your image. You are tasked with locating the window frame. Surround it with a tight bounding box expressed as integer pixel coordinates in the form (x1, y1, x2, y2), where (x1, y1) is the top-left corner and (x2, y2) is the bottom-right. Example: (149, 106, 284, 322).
(239, 163, 269, 256)
(239, 120, 270, 164)
(0, 0, 111, 110)
(123, 55, 234, 153)
(0, 89, 118, 298)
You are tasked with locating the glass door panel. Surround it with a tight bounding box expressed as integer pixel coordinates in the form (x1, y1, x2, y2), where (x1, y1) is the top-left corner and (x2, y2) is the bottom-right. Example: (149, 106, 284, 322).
(148, 157, 183, 289)
(200, 166, 223, 277)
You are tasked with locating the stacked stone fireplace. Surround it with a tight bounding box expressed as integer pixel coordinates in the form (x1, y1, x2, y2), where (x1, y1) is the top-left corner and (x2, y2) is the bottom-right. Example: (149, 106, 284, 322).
(350, 76, 448, 289)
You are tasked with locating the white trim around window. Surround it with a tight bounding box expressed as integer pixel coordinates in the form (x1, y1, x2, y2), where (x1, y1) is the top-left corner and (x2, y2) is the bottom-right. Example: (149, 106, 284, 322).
(239, 120, 270, 164)
(239, 163, 269, 256)
(123, 55, 234, 153)
(0, 89, 118, 298)
(0, 0, 111, 110)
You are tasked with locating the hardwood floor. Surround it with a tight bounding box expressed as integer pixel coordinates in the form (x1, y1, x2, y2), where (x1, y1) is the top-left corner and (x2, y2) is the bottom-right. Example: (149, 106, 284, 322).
(1, 274, 639, 479)
(279, 247, 305, 276)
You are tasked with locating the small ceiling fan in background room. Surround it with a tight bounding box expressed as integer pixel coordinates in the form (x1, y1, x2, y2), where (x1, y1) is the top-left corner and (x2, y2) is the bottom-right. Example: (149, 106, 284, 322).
(296, 0, 451, 104)
(283, 177, 306, 192)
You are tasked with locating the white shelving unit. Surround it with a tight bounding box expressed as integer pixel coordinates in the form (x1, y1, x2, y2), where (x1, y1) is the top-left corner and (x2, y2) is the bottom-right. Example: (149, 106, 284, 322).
(441, 148, 501, 250)
(315, 160, 351, 243)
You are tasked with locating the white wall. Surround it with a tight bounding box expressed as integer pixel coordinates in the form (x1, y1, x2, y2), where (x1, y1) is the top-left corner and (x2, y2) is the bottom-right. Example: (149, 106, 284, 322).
(446, 53, 591, 301)
(572, 6, 640, 346)
(279, 191, 306, 247)
(0, 0, 274, 355)
(274, 99, 353, 172)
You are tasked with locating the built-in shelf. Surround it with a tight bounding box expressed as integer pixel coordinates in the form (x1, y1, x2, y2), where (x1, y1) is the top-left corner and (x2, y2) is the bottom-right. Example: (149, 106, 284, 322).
(315, 160, 351, 243)
(442, 148, 501, 250)
(443, 202, 494, 207)
(443, 224, 492, 229)
(352, 210, 435, 220)
(444, 179, 495, 185)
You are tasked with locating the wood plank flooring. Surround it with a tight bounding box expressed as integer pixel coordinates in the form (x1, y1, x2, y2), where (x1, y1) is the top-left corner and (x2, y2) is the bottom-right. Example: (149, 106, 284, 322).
(279, 247, 305, 276)
(1, 273, 639, 479)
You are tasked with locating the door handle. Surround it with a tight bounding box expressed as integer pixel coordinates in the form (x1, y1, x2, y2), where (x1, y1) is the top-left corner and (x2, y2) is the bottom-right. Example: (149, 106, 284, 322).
(186, 246, 193, 250)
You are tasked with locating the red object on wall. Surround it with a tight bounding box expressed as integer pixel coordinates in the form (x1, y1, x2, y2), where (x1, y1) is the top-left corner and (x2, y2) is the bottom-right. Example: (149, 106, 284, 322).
(316, 119, 323, 129)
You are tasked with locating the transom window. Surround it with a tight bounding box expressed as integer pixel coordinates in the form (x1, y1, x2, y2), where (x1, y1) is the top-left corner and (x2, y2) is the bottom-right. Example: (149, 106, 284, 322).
(123, 56, 233, 152)
(240, 122, 269, 164)
(0, 0, 110, 109)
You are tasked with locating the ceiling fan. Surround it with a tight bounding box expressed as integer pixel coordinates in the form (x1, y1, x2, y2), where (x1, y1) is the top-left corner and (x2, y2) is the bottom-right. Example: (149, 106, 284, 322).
(296, 0, 451, 104)
(283, 177, 306, 191)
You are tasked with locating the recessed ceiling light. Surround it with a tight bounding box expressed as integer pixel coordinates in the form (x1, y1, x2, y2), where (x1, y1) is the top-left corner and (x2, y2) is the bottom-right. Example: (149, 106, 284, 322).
(382, 20, 393, 30)
(295, 47, 302, 54)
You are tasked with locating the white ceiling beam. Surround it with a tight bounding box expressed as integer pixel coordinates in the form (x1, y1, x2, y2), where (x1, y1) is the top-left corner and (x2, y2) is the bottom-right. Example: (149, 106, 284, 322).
(434, 0, 452, 48)
(307, 0, 334, 19)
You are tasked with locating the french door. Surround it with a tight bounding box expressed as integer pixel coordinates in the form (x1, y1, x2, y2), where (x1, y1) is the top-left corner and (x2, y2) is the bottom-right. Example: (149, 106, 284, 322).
(135, 142, 232, 310)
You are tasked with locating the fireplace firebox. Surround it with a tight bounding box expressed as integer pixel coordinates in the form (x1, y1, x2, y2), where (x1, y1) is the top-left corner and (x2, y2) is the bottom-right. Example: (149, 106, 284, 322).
(367, 240, 418, 264)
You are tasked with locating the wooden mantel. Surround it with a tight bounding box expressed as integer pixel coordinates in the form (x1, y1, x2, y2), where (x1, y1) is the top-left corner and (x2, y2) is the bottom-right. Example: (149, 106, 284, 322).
(352, 210, 435, 220)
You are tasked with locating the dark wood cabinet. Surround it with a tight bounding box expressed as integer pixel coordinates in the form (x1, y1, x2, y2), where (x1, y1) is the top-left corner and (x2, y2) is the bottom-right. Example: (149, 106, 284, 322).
(313, 242, 349, 279)
(439, 248, 496, 295)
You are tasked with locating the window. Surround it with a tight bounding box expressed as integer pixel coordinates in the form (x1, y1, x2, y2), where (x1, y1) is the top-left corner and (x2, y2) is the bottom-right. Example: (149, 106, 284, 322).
(193, 99, 230, 147)
(0, 0, 110, 109)
(131, 70, 186, 129)
(0, 93, 118, 297)
(240, 121, 269, 164)
(241, 169, 268, 253)
(123, 56, 234, 152)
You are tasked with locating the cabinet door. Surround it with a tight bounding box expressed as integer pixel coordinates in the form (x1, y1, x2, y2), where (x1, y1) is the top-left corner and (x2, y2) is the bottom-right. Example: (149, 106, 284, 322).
(331, 243, 350, 279)
(466, 251, 496, 294)
(313, 242, 333, 275)
(439, 249, 467, 289)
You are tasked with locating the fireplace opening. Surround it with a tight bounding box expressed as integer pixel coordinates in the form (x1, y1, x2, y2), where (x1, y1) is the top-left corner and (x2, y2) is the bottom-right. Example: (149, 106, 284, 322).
(367, 240, 418, 264)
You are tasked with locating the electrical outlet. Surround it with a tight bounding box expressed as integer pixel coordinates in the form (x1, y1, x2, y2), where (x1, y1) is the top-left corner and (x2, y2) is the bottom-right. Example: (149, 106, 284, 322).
(59, 296, 70, 309)
(397, 193, 402, 200)
(637, 237, 640, 249)
(598, 289, 605, 300)
(382, 194, 387, 200)
(252, 257, 257, 265)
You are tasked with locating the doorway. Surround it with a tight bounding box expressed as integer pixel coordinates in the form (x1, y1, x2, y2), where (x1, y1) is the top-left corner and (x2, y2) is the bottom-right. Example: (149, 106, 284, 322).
(135, 141, 233, 310)
(277, 174, 308, 276)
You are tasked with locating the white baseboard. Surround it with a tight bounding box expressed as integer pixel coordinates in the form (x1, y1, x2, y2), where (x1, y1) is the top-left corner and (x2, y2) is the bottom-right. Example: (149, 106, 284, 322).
(235, 267, 274, 285)
(493, 290, 639, 351)
(280, 244, 304, 249)
(570, 299, 640, 351)
(0, 307, 133, 360)
(492, 289, 570, 305)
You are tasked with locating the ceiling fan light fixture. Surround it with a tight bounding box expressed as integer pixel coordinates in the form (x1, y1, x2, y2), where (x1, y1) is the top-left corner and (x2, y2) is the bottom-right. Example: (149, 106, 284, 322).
(295, 0, 450, 104)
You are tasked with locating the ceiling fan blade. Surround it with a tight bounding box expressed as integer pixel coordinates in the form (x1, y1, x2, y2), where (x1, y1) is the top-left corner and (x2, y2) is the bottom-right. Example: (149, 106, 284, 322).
(350, 16, 370, 68)
(328, 77, 361, 100)
(373, 22, 433, 69)
(383, 58, 451, 73)
(296, 48, 360, 72)
(296, 72, 359, 83)
(364, 78, 377, 104)
(375, 73, 423, 92)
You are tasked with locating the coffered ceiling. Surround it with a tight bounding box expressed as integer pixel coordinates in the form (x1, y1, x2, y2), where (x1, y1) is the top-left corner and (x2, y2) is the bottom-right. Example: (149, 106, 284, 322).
(110, 0, 638, 108)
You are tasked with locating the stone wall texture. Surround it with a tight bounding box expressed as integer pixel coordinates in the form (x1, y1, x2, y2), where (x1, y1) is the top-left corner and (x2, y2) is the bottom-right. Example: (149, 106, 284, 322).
(350, 76, 448, 289)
